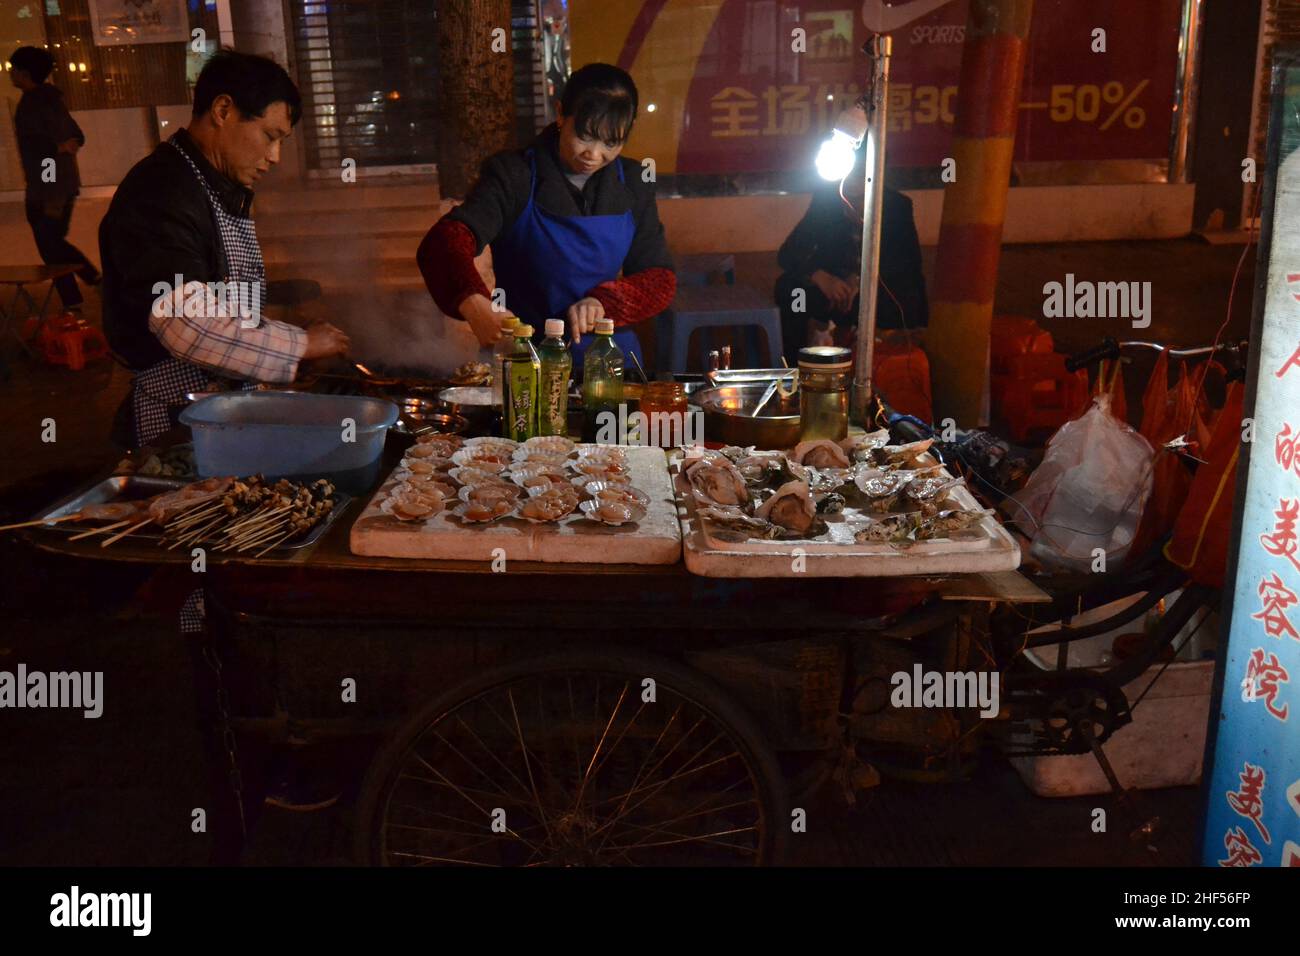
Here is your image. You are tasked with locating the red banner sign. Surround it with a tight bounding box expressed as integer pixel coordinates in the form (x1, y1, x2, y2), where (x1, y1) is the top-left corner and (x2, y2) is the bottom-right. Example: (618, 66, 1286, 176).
(672, 0, 1183, 174)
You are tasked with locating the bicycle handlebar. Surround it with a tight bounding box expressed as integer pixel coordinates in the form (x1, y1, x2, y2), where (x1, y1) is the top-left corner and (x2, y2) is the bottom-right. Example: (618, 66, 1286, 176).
(1064, 338, 1120, 372)
(1065, 338, 1250, 373)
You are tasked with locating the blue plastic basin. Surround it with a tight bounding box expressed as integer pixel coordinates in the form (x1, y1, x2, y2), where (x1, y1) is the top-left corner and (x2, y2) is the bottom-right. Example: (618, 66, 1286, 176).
(180, 392, 397, 493)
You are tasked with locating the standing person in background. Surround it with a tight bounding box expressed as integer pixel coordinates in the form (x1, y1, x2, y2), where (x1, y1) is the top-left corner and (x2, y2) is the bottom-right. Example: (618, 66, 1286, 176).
(8, 46, 101, 311)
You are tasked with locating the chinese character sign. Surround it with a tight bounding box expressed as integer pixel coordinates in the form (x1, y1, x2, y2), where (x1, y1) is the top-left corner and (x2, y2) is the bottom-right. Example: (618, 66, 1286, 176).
(571, 0, 1183, 175)
(1202, 61, 1300, 868)
(88, 0, 191, 47)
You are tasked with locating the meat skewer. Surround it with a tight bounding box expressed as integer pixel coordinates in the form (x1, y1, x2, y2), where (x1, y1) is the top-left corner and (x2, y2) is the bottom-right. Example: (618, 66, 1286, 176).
(0, 514, 85, 533)
(101, 519, 152, 548)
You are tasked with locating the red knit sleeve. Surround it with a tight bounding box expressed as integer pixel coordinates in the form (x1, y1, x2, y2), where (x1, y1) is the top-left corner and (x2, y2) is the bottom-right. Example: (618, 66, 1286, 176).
(416, 217, 490, 320)
(587, 268, 677, 327)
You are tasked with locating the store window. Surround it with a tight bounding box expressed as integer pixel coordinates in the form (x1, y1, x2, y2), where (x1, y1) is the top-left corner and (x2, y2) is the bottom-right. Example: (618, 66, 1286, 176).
(40, 0, 217, 110)
(288, 0, 440, 171)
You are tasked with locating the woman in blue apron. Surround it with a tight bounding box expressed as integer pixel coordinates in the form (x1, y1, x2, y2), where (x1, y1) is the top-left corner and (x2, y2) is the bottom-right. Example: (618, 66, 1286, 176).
(418, 63, 676, 375)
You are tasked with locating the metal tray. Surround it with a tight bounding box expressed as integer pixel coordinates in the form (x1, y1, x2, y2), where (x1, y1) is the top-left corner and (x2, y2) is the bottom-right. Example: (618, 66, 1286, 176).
(31, 475, 351, 552)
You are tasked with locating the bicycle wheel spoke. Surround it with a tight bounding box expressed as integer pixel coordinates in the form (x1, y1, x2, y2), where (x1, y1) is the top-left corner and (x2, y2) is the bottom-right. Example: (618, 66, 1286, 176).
(477, 690, 574, 805)
(408, 753, 545, 855)
(397, 772, 537, 806)
(451, 710, 542, 804)
(388, 821, 549, 864)
(573, 680, 630, 811)
(423, 729, 535, 810)
(389, 851, 499, 867)
(605, 825, 760, 854)
(507, 686, 556, 847)
(595, 783, 755, 854)
(371, 659, 778, 867)
(591, 745, 745, 840)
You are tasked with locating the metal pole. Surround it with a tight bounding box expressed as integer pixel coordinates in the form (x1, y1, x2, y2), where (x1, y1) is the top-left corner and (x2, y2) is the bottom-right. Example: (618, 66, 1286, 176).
(1168, 0, 1205, 184)
(850, 34, 892, 426)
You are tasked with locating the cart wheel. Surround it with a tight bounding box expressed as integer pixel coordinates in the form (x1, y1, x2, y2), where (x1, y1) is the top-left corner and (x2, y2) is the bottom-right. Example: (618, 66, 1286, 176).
(355, 648, 787, 867)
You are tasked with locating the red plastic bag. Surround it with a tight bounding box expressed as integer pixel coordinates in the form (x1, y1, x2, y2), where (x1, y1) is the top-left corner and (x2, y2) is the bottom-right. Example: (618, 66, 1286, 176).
(1165, 382, 1246, 588)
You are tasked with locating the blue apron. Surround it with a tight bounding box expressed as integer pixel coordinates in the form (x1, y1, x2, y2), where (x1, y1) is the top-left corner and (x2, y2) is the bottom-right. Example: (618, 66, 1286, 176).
(490, 149, 642, 374)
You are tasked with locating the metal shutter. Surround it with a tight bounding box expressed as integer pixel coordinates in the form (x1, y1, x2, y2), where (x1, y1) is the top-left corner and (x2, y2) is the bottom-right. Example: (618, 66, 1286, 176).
(288, 0, 440, 170)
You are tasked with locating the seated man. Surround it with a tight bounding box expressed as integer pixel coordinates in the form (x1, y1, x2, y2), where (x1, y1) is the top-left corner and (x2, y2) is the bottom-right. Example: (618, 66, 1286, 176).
(774, 167, 928, 366)
(100, 50, 349, 448)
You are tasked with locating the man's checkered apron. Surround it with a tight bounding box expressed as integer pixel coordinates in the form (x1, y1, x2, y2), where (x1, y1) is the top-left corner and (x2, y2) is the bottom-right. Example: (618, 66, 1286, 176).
(137, 137, 267, 634)
(129, 135, 267, 450)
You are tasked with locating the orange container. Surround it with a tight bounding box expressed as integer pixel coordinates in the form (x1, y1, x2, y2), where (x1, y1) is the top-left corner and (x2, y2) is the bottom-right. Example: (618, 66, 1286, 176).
(993, 352, 1090, 442)
(991, 315, 1054, 374)
(40, 314, 109, 371)
(873, 336, 932, 423)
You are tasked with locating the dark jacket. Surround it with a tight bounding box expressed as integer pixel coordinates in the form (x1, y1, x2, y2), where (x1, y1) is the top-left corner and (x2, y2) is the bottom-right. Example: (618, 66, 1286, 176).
(776, 185, 929, 330)
(14, 84, 83, 200)
(99, 129, 253, 370)
(447, 124, 673, 276)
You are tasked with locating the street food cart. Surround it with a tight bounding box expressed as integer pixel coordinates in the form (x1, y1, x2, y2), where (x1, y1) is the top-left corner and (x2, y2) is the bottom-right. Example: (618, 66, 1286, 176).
(13, 377, 1056, 867)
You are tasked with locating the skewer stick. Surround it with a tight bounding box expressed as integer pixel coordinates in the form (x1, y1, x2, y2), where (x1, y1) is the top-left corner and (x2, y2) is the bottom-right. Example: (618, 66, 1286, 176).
(235, 520, 293, 552)
(254, 528, 298, 557)
(231, 526, 288, 552)
(67, 518, 133, 540)
(226, 504, 291, 533)
(176, 514, 229, 547)
(220, 521, 282, 550)
(0, 514, 84, 533)
(101, 519, 153, 548)
(167, 510, 228, 546)
(168, 501, 225, 528)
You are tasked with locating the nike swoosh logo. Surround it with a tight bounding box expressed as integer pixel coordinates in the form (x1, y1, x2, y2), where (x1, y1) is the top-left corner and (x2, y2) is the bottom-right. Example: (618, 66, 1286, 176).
(861, 0, 958, 33)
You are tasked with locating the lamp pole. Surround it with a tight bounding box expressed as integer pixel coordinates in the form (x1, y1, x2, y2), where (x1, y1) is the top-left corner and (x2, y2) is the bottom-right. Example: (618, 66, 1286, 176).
(850, 34, 892, 426)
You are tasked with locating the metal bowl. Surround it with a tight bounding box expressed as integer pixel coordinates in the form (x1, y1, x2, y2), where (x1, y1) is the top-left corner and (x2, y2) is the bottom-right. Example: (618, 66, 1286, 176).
(693, 383, 801, 450)
(438, 386, 498, 435)
(391, 410, 469, 438)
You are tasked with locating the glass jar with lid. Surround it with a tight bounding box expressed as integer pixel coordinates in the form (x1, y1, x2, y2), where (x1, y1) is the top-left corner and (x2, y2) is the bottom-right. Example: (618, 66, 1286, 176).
(639, 381, 689, 447)
(798, 346, 852, 441)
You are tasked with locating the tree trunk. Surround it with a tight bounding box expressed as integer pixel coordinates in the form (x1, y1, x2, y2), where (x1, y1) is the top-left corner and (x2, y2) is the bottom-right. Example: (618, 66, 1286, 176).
(437, 0, 517, 199)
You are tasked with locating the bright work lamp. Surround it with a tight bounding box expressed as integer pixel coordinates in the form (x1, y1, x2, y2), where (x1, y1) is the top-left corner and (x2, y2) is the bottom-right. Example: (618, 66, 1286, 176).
(815, 105, 869, 182)
(812, 35, 892, 425)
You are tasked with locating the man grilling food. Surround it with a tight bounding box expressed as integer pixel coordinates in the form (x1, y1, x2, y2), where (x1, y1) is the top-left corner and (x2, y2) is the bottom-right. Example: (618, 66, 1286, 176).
(101, 50, 350, 448)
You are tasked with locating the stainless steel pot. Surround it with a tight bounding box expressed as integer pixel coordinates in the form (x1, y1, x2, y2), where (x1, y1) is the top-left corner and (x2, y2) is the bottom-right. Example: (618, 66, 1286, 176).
(693, 382, 801, 450)
(438, 386, 498, 436)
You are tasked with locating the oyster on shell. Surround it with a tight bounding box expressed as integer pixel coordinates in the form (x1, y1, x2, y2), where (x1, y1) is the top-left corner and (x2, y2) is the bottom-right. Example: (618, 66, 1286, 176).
(801, 465, 853, 494)
(697, 506, 779, 540)
(840, 429, 891, 462)
(854, 470, 915, 512)
(686, 458, 750, 506)
(875, 438, 935, 467)
(904, 475, 964, 512)
(755, 480, 820, 535)
(916, 509, 991, 540)
(854, 512, 920, 546)
(792, 439, 852, 469)
(734, 453, 785, 486)
(815, 492, 846, 515)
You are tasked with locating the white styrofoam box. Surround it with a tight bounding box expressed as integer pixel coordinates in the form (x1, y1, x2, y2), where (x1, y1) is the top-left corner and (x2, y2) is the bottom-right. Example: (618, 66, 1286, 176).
(1007, 591, 1217, 797)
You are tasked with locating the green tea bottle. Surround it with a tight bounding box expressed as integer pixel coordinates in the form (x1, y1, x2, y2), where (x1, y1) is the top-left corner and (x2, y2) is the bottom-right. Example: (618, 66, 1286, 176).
(491, 315, 521, 408)
(538, 318, 572, 437)
(581, 318, 624, 443)
(502, 323, 541, 440)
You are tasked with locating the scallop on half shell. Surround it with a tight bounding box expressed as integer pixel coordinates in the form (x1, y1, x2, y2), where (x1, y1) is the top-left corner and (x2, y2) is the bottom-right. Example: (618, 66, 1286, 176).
(578, 498, 647, 526)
